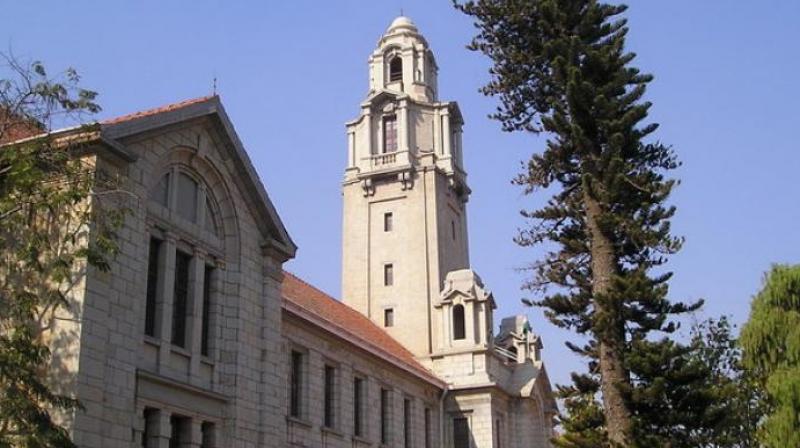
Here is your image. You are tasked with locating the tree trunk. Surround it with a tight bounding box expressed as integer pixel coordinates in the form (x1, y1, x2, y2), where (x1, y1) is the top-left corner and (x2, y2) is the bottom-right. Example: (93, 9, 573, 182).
(584, 191, 633, 446)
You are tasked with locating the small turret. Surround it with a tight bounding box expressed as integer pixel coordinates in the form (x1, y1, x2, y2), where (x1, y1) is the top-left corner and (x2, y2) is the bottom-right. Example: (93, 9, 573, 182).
(368, 16, 439, 103)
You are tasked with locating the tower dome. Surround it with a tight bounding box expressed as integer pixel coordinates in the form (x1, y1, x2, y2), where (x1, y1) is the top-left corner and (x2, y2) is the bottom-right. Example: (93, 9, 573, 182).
(368, 15, 438, 102)
(387, 15, 418, 32)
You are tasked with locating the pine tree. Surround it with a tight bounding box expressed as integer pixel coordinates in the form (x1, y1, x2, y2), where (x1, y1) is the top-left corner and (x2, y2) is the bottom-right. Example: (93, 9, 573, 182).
(0, 54, 123, 447)
(740, 265, 800, 447)
(455, 1, 703, 445)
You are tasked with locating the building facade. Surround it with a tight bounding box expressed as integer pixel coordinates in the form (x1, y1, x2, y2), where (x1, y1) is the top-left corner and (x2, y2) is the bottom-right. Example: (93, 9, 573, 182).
(29, 16, 554, 448)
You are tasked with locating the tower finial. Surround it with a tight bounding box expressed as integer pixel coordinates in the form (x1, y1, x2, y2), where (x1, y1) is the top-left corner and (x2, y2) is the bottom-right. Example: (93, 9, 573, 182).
(212, 76, 217, 96)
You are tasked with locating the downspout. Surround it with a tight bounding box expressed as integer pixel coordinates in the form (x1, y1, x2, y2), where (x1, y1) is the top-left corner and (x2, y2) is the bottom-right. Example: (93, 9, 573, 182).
(439, 385, 449, 448)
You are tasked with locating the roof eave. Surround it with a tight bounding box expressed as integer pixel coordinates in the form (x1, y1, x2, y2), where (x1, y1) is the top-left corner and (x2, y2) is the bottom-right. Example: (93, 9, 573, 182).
(282, 299, 446, 389)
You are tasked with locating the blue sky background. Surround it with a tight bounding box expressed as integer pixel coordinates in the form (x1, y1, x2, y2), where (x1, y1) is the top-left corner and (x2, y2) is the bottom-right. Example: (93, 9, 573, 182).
(4, 1, 799, 386)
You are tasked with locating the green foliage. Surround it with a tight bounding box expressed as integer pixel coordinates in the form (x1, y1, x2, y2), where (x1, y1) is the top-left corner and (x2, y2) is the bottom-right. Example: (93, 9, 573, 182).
(741, 264, 800, 447)
(0, 54, 123, 447)
(554, 317, 763, 447)
(553, 373, 606, 448)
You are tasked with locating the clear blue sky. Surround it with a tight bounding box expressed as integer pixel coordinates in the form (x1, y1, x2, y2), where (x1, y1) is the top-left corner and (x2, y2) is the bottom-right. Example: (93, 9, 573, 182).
(5, 1, 799, 386)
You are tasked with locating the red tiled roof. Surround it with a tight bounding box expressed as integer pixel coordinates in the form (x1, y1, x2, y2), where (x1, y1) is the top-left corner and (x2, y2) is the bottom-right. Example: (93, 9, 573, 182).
(0, 109, 45, 144)
(101, 96, 215, 125)
(281, 272, 443, 386)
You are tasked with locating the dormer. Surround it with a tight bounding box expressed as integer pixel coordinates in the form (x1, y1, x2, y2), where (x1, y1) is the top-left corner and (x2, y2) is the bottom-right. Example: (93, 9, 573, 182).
(495, 315, 543, 364)
(434, 270, 496, 351)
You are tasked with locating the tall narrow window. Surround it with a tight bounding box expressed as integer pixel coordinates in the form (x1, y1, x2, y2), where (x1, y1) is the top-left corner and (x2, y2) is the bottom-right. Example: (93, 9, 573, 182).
(290, 350, 303, 418)
(145, 238, 161, 337)
(424, 408, 431, 448)
(201, 422, 215, 448)
(324, 365, 336, 428)
(495, 418, 502, 448)
(383, 115, 398, 153)
(384, 263, 394, 286)
(201, 265, 213, 356)
(389, 56, 403, 82)
(169, 415, 188, 448)
(171, 251, 191, 347)
(384, 308, 394, 327)
(451, 220, 456, 240)
(384, 212, 394, 232)
(176, 173, 198, 222)
(142, 408, 157, 448)
(353, 377, 364, 437)
(381, 388, 391, 444)
(151, 172, 170, 207)
(453, 304, 466, 340)
(453, 417, 470, 448)
(403, 398, 412, 448)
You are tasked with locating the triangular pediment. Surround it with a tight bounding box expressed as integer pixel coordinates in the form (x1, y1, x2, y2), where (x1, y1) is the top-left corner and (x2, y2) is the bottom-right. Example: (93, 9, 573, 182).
(100, 96, 296, 260)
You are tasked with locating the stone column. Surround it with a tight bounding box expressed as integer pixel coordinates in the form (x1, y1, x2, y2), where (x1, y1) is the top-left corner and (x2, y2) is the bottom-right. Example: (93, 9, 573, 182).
(347, 130, 356, 168)
(454, 127, 463, 168)
(442, 109, 451, 158)
(149, 410, 172, 448)
(181, 418, 203, 448)
(210, 259, 224, 387)
(442, 306, 451, 348)
(400, 100, 410, 153)
(465, 301, 476, 344)
(364, 109, 373, 156)
(477, 303, 488, 346)
(157, 232, 178, 369)
(433, 109, 441, 154)
(189, 249, 207, 382)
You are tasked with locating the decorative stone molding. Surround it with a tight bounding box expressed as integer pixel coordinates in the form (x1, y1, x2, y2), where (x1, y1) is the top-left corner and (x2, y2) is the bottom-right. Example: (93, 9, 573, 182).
(361, 178, 375, 197)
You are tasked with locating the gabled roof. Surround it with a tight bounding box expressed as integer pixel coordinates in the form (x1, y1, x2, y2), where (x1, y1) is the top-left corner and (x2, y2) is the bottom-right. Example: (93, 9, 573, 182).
(101, 96, 296, 260)
(281, 272, 445, 388)
(1, 96, 296, 259)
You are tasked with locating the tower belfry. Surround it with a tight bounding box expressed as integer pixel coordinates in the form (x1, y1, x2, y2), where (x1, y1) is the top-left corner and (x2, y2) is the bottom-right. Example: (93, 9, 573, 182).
(342, 16, 475, 356)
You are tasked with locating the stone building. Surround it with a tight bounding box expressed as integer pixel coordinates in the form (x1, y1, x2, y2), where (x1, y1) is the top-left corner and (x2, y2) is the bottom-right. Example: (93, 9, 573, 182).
(22, 16, 555, 448)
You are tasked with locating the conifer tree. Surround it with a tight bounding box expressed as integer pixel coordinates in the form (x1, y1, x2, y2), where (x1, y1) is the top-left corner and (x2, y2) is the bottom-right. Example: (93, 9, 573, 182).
(740, 265, 800, 447)
(455, 1, 704, 445)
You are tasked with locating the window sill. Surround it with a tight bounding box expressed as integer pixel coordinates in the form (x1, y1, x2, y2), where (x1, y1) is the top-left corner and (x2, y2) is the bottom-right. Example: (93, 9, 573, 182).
(170, 345, 191, 358)
(352, 434, 372, 445)
(143, 335, 161, 347)
(321, 426, 343, 438)
(286, 415, 312, 429)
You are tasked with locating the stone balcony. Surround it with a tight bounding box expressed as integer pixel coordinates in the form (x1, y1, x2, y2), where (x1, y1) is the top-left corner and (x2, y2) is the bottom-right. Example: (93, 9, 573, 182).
(367, 150, 411, 171)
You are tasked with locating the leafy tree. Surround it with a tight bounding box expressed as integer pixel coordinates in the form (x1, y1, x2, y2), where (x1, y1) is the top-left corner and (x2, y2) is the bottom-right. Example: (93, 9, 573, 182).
(740, 264, 800, 447)
(0, 54, 123, 447)
(688, 317, 763, 448)
(455, 1, 706, 445)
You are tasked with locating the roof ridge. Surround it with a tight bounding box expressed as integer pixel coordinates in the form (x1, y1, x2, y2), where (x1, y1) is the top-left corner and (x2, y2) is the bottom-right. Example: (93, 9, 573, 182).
(101, 95, 216, 125)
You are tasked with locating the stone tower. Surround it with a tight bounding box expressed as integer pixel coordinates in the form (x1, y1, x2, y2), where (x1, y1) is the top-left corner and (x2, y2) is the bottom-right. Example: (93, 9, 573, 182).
(341, 16, 473, 356)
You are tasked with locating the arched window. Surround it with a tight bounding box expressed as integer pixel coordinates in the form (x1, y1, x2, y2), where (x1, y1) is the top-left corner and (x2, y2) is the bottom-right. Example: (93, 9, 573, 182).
(149, 170, 220, 238)
(144, 166, 222, 355)
(389, 56, 403, 82)
(453, 304, 466, 340)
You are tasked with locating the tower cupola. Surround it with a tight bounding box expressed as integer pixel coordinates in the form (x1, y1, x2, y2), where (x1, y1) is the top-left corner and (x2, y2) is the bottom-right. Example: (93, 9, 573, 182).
(368, 15, 439, 102)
